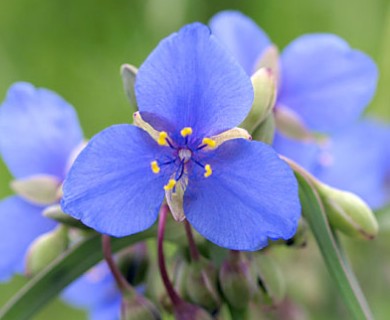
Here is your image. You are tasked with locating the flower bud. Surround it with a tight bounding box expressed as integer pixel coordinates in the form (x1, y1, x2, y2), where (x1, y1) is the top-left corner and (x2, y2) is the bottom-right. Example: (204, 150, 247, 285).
(219, 251, 256, 309)
(254, 45, 280, 84)
(284, 219, 308, 248)
(316, 182, 378, 240)
(43, 204, 90, 229)
(25, 225, 68, 276)
(174, 302, 213, 320)
(118, 243, 149, 286)
(252, 113, 275, 145)
(254, 254, 286, 306)
(240, 68, 276, 133)
(121, 294, 161, 320)
(274, 106, 313, 141)
(11, 174, 60, 205)
(121, 64, 138, 108)
(185, 258, 221, 312)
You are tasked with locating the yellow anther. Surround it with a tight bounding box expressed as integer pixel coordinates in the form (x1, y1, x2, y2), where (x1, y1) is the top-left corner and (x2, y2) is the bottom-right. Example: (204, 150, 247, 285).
(157, 131, 168, 146)
(204, 164, 212, 178)
(202, 138, 216, 148)
(150, 161, 160, 174)
(180, 127, 193, 137)
(164, 179, 177, 191)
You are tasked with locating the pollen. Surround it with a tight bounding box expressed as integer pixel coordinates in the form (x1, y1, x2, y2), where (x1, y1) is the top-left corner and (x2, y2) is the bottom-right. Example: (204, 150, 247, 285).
(204, 164, 212, 178)
(202, 138, 216, 148)
(158, 131, 168, 146)
(180, 127, 193, 137)
(150, 161, 160, 174)
(164, 179, 176, 191)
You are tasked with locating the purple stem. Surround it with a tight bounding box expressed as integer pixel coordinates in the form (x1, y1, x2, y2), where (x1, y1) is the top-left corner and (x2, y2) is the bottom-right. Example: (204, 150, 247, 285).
(158, 204, 182, 306)
(184, 220, 200, 261)
(102, 234, 133, 295)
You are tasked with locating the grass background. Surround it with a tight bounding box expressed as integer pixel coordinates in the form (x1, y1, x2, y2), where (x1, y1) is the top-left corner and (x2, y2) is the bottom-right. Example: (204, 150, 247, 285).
(0, 0, 389, 319)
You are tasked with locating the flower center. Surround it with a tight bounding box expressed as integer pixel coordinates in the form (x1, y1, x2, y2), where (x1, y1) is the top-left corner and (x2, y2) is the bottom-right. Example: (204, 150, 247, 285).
(178, 148, 192, 163)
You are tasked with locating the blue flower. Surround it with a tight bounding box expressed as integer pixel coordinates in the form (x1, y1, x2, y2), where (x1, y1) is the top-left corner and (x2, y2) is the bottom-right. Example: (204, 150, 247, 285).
(210, 11, 378, 133)
(61, 23, 300, 251)
(0, 82, 83, 281)
(274, 120, 390, 209)
(62, 261, 121, 320)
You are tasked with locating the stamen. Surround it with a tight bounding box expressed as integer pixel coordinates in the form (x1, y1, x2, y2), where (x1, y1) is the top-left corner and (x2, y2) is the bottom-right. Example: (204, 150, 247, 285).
(204, 164, 212, 178)
(158, 132, 169, 146)
(202, 138, 216, 149)
(150, 161, 160, 174)
(180, 127, 193, 137)
(176, 160, 185, 181)
(164, 179, 177, 191)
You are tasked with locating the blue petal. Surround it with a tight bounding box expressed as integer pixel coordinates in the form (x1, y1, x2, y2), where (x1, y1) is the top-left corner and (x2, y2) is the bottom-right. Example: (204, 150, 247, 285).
(61, 125, 173, 237)
(135, 23, 253, 138)
(184, 139, 300, 251)
(90, 301, 121, 320)
(209, 10, 271, 76)
(278, 34, 378, 133)
(0, 196, 56, 281)
(315, 120, 390, 209)
(0, 82, 83, 180)
(272, 132, 321, 173)
(62, 262, 120, 309)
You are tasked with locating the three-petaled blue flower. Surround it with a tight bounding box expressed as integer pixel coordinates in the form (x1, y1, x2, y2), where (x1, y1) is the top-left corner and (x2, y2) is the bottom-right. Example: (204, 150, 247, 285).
(61, 23, 301, 251)
(0, 82, 83, 280)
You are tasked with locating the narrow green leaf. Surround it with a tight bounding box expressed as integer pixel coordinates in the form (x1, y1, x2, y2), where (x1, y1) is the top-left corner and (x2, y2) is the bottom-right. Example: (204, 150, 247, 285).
(294, 171, 373, 320)
(0, 219, 185, 320)
(0, 230, 152, 320)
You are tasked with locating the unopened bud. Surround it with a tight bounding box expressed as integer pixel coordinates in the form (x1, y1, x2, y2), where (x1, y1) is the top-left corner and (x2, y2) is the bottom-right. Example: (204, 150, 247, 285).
(219, 251, 256, 309)
(254, 254, 286, 306)
(274, 106, 313, 142)
(186, 258, 221, 312)
(121, 294, 161, 320)
(254, 45, 280, 84)
(252, 113, 275, 145)
(43, 204, 90, 229)
(26, 225, 68, 276)
(121, 64, 138, 109)
(174, 302, 213, 320)
(11, 174, 60, 205)
(240, 68, 277, 133)
(118, 243, 149, 286)
(285, 219, 308, 248)
(316, 182, 378, 240)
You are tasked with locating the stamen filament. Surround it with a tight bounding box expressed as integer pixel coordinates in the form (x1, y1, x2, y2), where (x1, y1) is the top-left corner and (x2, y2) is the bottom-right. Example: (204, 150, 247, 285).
(175, 160, 185, 181)
(164, 179, 176, 191)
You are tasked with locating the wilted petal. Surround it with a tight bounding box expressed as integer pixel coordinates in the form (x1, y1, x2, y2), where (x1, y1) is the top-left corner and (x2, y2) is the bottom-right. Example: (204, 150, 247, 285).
(278, 34, 378, 133)
(135, 23, 253, 138)
(61, 125, 173, 237)
(184, 139, 300, 251)
(0, 82, 83, 179)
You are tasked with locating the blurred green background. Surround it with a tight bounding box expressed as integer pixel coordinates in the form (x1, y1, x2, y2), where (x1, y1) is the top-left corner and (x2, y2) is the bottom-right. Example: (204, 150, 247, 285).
(0, 0, 389, 319)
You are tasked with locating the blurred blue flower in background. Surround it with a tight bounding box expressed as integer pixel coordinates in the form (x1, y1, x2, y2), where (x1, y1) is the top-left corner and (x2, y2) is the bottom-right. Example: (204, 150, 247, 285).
(210, 10, 378, 134)
(210, 11, 388, 209)
(62, 261, 121, 320)
(0, 82, 83, 281)
(61, 23, 301, 251)
(274, 120, 390, 209)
